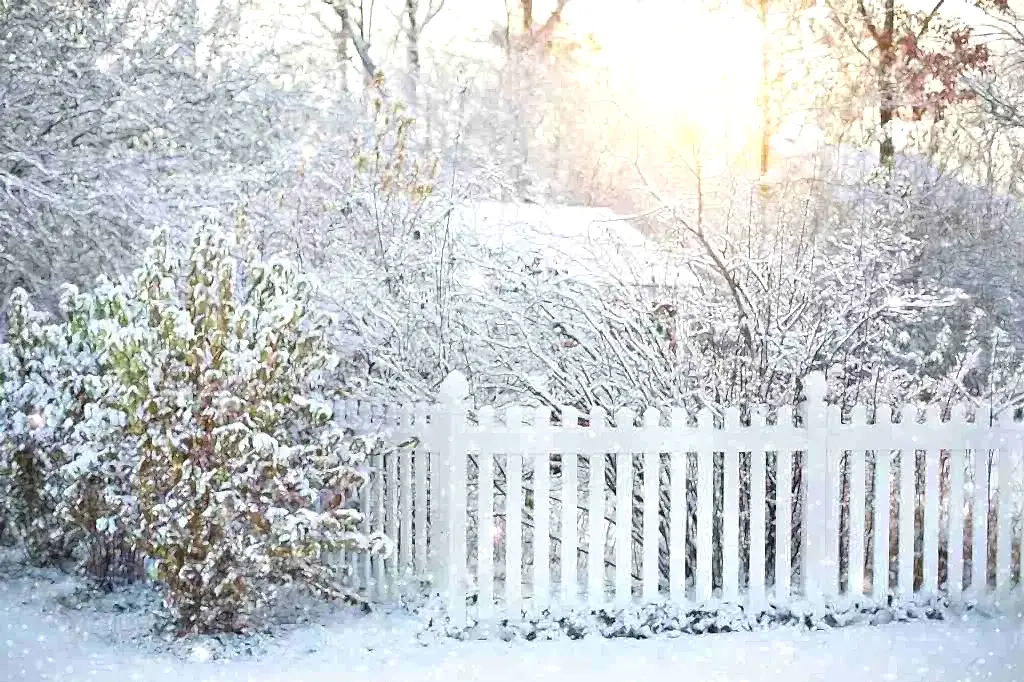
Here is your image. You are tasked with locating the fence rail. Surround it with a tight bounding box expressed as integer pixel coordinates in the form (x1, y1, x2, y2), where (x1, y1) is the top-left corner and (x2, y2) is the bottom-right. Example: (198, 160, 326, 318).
(340, 372, 1024, 627)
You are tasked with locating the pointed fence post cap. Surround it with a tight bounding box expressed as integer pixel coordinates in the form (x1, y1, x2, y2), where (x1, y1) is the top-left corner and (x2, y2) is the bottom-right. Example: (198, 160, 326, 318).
(439, 370, 469, 403)
(805, 371, 827, 403)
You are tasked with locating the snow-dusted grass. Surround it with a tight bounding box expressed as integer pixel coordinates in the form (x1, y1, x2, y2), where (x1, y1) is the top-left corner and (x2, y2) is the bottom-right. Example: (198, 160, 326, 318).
(3, 548, 1024, 682)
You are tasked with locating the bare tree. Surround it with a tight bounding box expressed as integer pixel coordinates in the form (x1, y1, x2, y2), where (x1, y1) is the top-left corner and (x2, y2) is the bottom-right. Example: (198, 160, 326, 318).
(970, 4, 1024, 131)
(322, 0, 383, 85)
(821, 0, 1005, 166)
(0, 0, 344, 310)
(402, 0, 446, 104)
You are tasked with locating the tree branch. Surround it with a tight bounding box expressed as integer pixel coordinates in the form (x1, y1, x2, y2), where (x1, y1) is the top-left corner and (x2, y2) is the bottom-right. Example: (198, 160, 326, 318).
(331, 0, 382, 82)
(857, 0, 882, 43)
(917, 0, 947, 41)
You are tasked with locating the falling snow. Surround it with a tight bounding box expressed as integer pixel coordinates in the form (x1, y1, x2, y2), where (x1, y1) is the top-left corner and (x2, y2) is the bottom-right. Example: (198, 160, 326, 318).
(2, 561, 1024, 682)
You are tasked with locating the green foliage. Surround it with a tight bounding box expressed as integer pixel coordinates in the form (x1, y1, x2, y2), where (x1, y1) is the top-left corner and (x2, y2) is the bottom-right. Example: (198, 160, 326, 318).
(0, 275, 145, 579)
(0, 222, 386, 633)
(0, 288, 72, 565)
(103, 226, 384, 633)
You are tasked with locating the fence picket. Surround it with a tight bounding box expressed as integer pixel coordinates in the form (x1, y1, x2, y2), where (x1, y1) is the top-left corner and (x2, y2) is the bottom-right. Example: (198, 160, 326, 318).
(1018, 426, 1024, 587)
(384, 408, 400, 599)
(997, 444, 1013, 594)
(355, 400, 372, 594)
(533, 405, 552, 611)
(824, 402, 843, 600)
(803, 373, 829, 603)
(384, 451, 398, 598)
(946, 405, 968, 599)
(897, 410, 915, 597)
(872, 406, 893, 601)
(587, 410, 607, 608)
(776, 405, 794, 602)
(561, 407, 580, 606)
(848, 406, 867, 598)
(614, 407, 634, 608)
(357, 466, 370, 594)
(398, 408, 413, 595)
(1016, 436, 1024, 587)
(438, 374, 469, 626)
(398, 450, 414, 591)
(414, 403, 429, 578)
(749, 408, 767, 609)
(971, 444, 989, 598)
(506, 406, 525, 617)
(696, 409, 714, 604)
(477, 407, 496, 618)
(723, 406, 741, 603)
(368, 402, 386, 601)
(373, 449, 387, 600)
(922, 406, 941, 597)
(669, 408, 688, 605)
(642, 408, 660, 603)
(429, 402, 443, 587)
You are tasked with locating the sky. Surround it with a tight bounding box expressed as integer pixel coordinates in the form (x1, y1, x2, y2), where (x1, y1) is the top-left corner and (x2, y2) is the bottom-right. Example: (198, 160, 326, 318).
(433, 0, 1001, 37)
(222, 0, 1021, 173)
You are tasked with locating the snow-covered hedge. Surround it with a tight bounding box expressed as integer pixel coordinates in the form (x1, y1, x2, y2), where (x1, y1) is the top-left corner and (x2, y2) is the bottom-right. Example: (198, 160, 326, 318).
(0, 285, 131, 571)
(0, 287, 83, 565)
(0, 223, 389, 633)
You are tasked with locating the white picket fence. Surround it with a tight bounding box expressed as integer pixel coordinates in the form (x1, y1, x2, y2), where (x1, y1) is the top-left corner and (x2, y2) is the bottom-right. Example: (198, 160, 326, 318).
(338, 372, 1024, 627)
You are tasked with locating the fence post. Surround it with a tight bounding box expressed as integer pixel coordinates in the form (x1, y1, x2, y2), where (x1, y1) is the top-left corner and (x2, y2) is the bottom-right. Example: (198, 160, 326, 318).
(435, 371, 469, 627)
(802, 371, 833, 606)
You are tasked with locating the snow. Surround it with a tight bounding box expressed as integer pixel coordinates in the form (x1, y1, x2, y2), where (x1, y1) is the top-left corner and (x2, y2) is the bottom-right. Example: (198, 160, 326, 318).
(3, 564, 1024, 682)
(771, 140, 1021, 213)
(449, 201, 693, 289)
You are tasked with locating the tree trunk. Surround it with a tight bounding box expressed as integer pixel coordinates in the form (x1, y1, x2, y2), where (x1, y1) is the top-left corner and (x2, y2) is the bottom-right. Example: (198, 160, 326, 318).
(337, 5, 351, 92)
(758, 0, 771, 177)
(405, 0, 420, 105)
(521, 0, 533, 33)
(330, 1, 381, 85)
(878, 0, 896, 168)
(879, 73, 895, 167)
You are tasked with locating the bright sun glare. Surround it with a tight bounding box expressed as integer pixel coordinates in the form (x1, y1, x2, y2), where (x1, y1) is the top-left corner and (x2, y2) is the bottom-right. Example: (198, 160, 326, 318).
(560, 0, 766, 162)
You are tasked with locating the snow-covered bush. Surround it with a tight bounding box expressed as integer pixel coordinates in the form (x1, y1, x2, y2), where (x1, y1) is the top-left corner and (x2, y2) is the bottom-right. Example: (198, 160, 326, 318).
(96, 225, 387, 633)
(0, 288, 78, 565)
(56, 282, 142, 584)
(0, 284, 139, 579)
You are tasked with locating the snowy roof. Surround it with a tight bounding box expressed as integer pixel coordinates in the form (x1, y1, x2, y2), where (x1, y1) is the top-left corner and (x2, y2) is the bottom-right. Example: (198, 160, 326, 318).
(449, 201, 693, 290)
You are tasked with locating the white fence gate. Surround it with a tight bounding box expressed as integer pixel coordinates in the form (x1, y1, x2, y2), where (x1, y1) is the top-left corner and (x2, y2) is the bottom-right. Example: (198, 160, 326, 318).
(340, 372, 1024, 627)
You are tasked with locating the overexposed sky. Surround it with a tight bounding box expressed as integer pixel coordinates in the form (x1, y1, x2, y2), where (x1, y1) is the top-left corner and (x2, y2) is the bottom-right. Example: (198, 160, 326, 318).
(203, 0, 1018, 170)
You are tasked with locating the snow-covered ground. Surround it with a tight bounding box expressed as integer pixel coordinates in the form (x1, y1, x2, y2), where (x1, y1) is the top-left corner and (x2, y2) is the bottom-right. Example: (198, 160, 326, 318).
(3, 568, 1024, 682)
(0, 539, 1018, 682)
